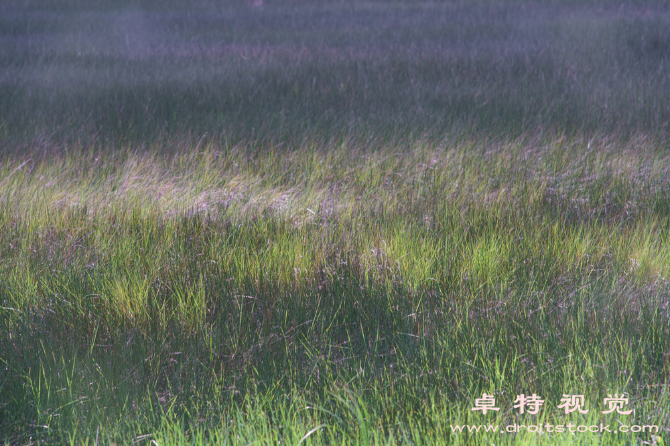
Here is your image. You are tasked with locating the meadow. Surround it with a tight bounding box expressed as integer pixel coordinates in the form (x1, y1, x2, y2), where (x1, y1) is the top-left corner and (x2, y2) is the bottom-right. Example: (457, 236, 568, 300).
(1, 0, 669, 444)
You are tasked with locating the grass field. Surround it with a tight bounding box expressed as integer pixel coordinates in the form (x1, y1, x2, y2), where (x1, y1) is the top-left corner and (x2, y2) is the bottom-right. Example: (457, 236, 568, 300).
(1, 0, 669, 444)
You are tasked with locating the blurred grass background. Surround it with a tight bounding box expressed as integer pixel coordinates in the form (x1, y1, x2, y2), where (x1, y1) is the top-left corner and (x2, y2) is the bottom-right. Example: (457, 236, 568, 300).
(2, 0, 670, 148)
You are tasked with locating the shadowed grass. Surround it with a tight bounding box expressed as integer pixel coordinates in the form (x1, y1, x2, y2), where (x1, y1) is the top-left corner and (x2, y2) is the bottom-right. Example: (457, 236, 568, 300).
(2, 1, 670, 148)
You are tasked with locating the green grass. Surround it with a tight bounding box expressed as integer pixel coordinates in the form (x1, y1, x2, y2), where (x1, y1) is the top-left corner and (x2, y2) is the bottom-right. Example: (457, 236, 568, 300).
(1, 0, 670, 444)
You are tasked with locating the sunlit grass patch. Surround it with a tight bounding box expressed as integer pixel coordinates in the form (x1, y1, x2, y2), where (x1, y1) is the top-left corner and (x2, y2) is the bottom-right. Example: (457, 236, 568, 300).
(1, 131, 668, 443)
